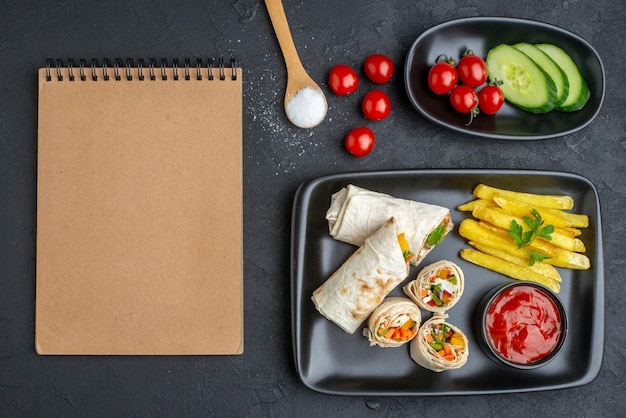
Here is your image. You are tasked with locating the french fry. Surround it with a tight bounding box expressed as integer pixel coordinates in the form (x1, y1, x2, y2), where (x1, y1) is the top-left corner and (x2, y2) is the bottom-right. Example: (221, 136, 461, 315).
(459, 219, 534, 260)
(492, 195, 572, 228)
(541, 245, 591, 270)
(503, 201, 589, 229)
(471, 206, 586, 253)
(468, 241, 562, 282)
(556, 210, 589, 228)
(517, 202, 589, 229)
(472, 184, 574, 210)
(460, 248, 561, 293)
(476, 221, 590, 270)
(558, 227, 582, 238)
(457, 198, 498, 212)
(477, 219, 514, 237)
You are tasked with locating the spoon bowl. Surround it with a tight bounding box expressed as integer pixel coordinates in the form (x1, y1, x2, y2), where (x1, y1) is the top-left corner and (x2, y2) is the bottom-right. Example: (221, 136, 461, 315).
(265, 0, 327, 128)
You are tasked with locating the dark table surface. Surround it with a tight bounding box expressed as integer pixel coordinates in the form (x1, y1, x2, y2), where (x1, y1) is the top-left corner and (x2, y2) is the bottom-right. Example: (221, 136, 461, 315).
(2, 0, 625, 416)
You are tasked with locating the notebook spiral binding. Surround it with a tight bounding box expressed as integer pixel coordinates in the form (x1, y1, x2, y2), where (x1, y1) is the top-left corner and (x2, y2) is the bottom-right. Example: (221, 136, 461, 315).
(45, 57, 238, 82)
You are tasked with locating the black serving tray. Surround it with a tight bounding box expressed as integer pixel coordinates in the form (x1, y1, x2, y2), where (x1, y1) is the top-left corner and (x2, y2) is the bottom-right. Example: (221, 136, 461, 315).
(291, 170, 604, 395)
(404, 17, 605, 140)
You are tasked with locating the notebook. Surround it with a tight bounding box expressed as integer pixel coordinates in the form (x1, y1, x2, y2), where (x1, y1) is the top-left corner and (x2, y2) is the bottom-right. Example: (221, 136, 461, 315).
(36, 58, 243, 355)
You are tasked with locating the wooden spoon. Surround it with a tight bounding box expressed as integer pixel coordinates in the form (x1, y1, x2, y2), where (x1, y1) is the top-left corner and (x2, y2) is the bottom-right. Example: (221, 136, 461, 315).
(264, 0, 327, 128)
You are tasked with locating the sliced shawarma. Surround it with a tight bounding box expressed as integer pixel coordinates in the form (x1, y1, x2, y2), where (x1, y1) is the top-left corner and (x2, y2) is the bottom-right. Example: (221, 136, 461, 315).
(363, 297, 422, 347)
(410, 314, 469, 372)
(326, 184, 453, 266)
(403, 260, 465, 314)
(312, 217, 411, 334)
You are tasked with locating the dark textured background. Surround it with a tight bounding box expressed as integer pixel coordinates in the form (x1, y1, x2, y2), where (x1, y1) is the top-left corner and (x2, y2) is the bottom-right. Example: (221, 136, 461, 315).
(1, 0, 625, 416)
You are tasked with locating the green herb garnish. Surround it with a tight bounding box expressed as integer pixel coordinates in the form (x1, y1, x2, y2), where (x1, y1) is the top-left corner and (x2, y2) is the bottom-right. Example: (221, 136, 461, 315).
(430, 287, 443, 306)
(527, 250, 551, 266)
(426, 224, 446, 246)
(429, 342, 443, 351)
(507, 209, 554, 266)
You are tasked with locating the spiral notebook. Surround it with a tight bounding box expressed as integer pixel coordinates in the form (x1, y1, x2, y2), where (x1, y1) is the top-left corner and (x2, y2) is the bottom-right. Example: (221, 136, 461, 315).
(36, 58, 243, 355)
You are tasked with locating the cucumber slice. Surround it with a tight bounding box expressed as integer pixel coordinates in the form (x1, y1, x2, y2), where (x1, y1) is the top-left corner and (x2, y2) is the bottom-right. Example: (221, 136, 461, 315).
(486, 44, 557, 113)
(513, 43, 569, 107)
(535, 43, 590, 112)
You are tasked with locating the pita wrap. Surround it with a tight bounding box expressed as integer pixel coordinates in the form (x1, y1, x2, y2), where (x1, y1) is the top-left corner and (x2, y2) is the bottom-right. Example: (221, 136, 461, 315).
(363, 297, 422, 347)
(403, 260, 465, 313)
(410, 314, 469, 372)
(326, 185, 453, 266)
(312, 218, 410, 334)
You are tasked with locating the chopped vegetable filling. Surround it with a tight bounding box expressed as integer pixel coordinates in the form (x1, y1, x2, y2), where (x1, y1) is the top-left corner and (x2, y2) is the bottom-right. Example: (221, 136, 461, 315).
(425, 324, 465, 361)
(397, 233, 414, 262)
(377, 319, 417, 342)
(421, 267, 458, 307)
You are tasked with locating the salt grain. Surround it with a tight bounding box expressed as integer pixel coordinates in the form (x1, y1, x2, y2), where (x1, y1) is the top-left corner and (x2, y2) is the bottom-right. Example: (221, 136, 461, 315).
(285, 86, 327, 129)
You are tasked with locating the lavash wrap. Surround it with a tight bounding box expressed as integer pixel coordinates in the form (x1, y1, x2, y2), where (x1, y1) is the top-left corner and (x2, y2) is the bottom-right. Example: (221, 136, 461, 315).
(325, 185, 453, 266)
(410, 314, 469, 372)
(363, 297, 422, 347)
(312, 217, 410, 334)
(403, 260, 465, 314)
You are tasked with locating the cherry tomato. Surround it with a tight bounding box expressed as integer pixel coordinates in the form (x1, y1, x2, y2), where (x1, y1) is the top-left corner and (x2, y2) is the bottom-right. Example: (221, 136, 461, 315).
(328, 64, 359, 95)
(364, 54, 394, 84)
(449, 85, 478, 113)
(478, 83, 505, 115)
(457, 51, 488, 87)
(427, 60, 458, 95)
(345, 127, 375, 157)
(362, 89, 391, 120)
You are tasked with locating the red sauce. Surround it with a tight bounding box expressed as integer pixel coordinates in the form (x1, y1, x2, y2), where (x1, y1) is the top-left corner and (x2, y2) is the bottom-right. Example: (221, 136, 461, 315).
(485, 285, 562, 365)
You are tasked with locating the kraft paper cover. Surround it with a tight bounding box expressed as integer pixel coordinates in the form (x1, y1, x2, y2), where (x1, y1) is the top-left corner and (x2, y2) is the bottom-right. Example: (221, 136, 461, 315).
(36, 64, 243, 355)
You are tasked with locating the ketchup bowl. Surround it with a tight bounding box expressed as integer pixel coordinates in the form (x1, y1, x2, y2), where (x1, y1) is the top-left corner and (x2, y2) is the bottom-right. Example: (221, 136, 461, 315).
(475, 281, 568, 370)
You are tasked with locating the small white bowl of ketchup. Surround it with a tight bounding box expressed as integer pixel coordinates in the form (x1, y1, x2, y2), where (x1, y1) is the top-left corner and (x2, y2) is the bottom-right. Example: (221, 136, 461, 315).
(475, 281, 568, 369)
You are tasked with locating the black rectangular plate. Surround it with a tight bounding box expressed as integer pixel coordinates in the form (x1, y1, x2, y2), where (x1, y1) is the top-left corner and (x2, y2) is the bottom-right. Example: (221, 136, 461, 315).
(291, 169, 604, 395)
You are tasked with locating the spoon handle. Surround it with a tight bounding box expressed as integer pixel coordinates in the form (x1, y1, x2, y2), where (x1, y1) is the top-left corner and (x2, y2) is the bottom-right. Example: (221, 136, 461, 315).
(264, 0, 306, 76)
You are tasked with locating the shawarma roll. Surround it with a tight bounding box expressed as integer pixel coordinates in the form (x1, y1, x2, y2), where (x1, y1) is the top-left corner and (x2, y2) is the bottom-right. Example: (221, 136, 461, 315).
(326, 185, 453, 266)
(312, 217, 410, 334)
(410, 314, 469, 372)
(403, 260, 465, 313)
(363, 297, 422, 347)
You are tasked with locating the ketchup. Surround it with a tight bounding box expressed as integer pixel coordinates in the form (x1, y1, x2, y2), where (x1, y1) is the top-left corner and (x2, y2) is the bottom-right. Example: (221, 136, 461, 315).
(485, 285, 562, 365)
